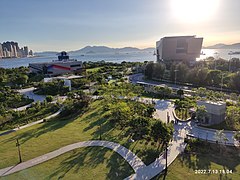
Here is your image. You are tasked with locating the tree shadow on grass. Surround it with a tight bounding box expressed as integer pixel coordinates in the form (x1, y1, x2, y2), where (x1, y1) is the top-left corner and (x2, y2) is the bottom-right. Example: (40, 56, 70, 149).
(179, 142, 240, 173)
(47, 146, 133, 180)
(136, 147, 161, 165)
(48, 146, 109, 179)
(106, 149, 134, 180)
(1, 112, 82, 145)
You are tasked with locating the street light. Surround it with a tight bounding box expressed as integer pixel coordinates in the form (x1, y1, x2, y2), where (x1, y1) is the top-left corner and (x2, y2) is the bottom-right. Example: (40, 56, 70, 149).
(174, 70, 178, 85)
(214, 52, 219, 70)
(99, 123, 102, 140)
(221, 73, 224, 92)
(229, 51, 232, 72)
(163, 142, 168, 180)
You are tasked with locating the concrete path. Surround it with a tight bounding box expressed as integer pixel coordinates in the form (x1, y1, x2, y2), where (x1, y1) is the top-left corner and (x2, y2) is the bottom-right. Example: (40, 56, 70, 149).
(189, 124, 239, 146)
(125, 123, 188, 180)
(0, 141, 146, 177)
(0, 107, 63, 137)
(17, 87, 46, 103)
(12, 87, 46, 112)
(153, 100, 175, 123)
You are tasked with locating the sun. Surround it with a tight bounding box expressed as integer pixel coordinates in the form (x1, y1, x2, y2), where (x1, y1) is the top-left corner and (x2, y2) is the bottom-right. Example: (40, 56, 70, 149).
(171, 0, 220, 23)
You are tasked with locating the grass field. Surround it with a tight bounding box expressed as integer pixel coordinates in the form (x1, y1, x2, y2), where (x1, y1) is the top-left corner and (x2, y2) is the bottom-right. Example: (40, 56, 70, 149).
(0, 99, 161, 178)
(86, 67, 102, 73)
(1, 147, 134, 180)
(154, 141, 240, 180)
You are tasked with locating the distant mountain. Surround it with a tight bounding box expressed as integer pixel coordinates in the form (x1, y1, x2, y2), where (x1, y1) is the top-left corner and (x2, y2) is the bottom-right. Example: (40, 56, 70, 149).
(205, 43, 240, 49)
(68, 46, 155, 55)
(35, 46, 155, 56)
(35, 51, 58, 56)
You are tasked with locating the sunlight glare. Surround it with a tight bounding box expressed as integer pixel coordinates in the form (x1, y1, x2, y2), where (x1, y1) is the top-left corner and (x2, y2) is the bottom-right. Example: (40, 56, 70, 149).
(171, 0, 220, 23)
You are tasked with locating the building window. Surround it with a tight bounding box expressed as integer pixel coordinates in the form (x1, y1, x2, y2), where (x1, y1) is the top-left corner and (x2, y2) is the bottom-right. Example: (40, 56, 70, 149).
(176, 39, 188, 53)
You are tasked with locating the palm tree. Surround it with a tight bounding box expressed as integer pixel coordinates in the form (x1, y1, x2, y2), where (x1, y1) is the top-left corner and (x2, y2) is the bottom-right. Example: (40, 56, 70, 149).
(214, 129, 226, 144)
(233, 131, 240, 143)
(214, 129, 227, 154)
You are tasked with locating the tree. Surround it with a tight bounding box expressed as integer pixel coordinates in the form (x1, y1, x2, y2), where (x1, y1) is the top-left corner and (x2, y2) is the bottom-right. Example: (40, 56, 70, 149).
(171, 63, 189, 83)
(152, 62, 166, 80)
(233, 131, 240, 143)
(196, 68, 208, 86)
(110, 101, 131, 128)
(46, 95, 53, 102)
(151, 121, 172, 149)
(230, 71, 240, 92)
(144, 62, 154, 79)
(154, 86, 172, 98)
(206, 70, 221, 86)
(214, 129, 226, 144)
(214, 129, 228, 153)
(196, 105, 208, 124)
(129, 116, 150, 139)
(177, 89, 184, 97)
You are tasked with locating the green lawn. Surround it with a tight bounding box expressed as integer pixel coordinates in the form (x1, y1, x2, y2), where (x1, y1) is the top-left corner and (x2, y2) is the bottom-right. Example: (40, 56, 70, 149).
(2, 147, 134, 180)
(86, 67, 102, 73)
(0, 99, 161, 175)
(154, 141, 240, 180)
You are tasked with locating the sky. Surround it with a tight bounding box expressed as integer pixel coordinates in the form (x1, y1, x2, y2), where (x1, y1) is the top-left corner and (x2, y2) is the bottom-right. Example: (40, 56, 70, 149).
(1, 0, 240, 52)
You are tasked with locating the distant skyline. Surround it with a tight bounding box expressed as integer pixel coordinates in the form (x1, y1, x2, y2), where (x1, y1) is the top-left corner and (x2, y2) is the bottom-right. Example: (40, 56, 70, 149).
(1, 0, 240, 51)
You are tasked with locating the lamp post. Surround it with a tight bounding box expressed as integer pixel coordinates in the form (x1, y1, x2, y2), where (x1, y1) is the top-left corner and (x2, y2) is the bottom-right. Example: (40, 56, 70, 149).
(229, 51, 232, 72)
(221, 73, 224, 92)
(163, 141, 168, 180)
(16, 138, 22, 163)
(214, 52, 219, 70)
(99, 123, 102, 140)
(174, 69, 178, 85)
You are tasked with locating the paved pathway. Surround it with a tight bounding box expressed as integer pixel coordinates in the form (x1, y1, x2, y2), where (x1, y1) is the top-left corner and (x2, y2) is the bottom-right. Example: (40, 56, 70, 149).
(125, 123, 188, 180)
(0, 107, 63, 137)
(0, 141, 146, 177)
(153, 100, 175, 123)
(12, 87, 46, 112)
(189, 123, 239, 146)
(17, 87, 46, 103)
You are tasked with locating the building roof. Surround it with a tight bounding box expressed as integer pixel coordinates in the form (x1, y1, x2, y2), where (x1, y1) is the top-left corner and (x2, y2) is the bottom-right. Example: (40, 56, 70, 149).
(159, 35, 196, 40)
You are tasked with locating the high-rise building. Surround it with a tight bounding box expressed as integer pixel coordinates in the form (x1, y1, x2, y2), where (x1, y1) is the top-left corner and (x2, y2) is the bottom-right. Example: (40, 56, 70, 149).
(12, 44, 18, 57)
(3, 47, 10, 58)
(29, 50, 34, 56)
(1, 41, 32, 58)
(156, 36, 203, 63)
(0, 43, 3, 58)
(24, 46, 29, 57)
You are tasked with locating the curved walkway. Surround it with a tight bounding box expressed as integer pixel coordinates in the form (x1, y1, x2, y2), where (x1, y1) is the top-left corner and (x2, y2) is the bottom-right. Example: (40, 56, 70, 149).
(0, 140, 146, 177)
(126, 123, 188, 180)
(17, 87, 46, 103)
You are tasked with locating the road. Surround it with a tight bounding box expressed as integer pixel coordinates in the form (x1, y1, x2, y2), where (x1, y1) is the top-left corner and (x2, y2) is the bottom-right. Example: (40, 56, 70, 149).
(129, 73, 191, 91)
